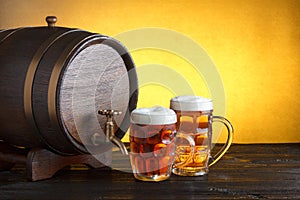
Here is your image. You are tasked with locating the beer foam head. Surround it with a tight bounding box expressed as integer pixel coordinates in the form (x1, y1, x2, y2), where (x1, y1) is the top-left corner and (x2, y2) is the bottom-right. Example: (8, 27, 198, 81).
(170, 96, 213, 111)
(131, 106, 176, 125)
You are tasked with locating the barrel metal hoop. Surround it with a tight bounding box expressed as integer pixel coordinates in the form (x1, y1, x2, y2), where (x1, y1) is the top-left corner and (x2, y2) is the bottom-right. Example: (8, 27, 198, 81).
(48, 33, 101, 154)
(23, 29, 80, 151)
(0, 28, 26, 44)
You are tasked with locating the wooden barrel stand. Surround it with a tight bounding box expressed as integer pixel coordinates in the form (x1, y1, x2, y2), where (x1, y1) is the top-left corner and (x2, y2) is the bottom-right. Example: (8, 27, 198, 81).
(0, 141, 111, 181)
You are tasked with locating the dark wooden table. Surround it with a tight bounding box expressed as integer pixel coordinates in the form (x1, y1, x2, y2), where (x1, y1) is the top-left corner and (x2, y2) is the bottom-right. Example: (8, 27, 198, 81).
(0, 144, 299, 200)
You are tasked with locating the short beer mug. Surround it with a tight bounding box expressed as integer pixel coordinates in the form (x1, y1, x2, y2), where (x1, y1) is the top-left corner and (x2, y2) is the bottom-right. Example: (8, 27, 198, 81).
(129, 106, 177, 181)
(129, 106, 194, 182)
(170, 96, 234, 176)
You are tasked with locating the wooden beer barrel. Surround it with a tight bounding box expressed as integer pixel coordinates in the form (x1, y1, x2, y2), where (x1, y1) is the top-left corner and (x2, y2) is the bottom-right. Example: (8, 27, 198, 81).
(0, 16, 138, 155)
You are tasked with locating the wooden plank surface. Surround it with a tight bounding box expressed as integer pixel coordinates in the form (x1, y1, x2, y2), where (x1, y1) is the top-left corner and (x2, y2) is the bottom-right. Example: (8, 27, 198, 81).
(0, 144, 299, 200)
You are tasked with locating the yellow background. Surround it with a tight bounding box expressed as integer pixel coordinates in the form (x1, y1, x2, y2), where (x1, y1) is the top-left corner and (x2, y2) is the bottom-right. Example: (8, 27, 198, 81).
(1, 0, 299, 143)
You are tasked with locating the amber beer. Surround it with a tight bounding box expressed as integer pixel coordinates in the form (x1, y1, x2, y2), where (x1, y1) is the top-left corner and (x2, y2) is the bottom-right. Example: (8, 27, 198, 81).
(130, 106, 177, 182)
(173, 110, 211, 176)
(130, 124, 176, 178)
(170, 96, 233, 176)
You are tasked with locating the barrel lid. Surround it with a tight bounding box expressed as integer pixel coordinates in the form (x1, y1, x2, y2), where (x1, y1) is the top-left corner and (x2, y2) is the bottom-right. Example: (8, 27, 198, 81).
(131, 106, 176, 125)
(170, 95, 213, 111)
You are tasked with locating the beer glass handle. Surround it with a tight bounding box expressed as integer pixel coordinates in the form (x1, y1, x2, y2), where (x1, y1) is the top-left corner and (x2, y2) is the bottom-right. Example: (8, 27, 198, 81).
(209, 116, 234, 167)
(173, 133, 195, 168)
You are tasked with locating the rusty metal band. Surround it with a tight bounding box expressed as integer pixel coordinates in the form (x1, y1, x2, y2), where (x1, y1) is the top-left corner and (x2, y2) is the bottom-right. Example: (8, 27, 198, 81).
(48, 33, 101, 153)
(23, 29, 78, 141)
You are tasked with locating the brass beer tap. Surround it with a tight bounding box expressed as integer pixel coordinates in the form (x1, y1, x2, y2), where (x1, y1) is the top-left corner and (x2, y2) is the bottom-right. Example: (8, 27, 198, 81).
(98, 110, 129, 155)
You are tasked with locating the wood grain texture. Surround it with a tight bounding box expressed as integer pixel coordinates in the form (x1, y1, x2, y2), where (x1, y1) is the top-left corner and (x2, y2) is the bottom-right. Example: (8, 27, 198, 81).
(0, 144, 299, 199)
(59, 43, 129, 147)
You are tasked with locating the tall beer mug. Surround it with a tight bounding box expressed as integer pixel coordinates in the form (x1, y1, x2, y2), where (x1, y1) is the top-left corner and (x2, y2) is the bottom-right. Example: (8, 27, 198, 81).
(170, 96, 234, 176)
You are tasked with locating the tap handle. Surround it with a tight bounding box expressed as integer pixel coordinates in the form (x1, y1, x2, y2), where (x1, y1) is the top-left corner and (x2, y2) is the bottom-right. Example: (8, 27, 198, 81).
(98, 109, 122, 119)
